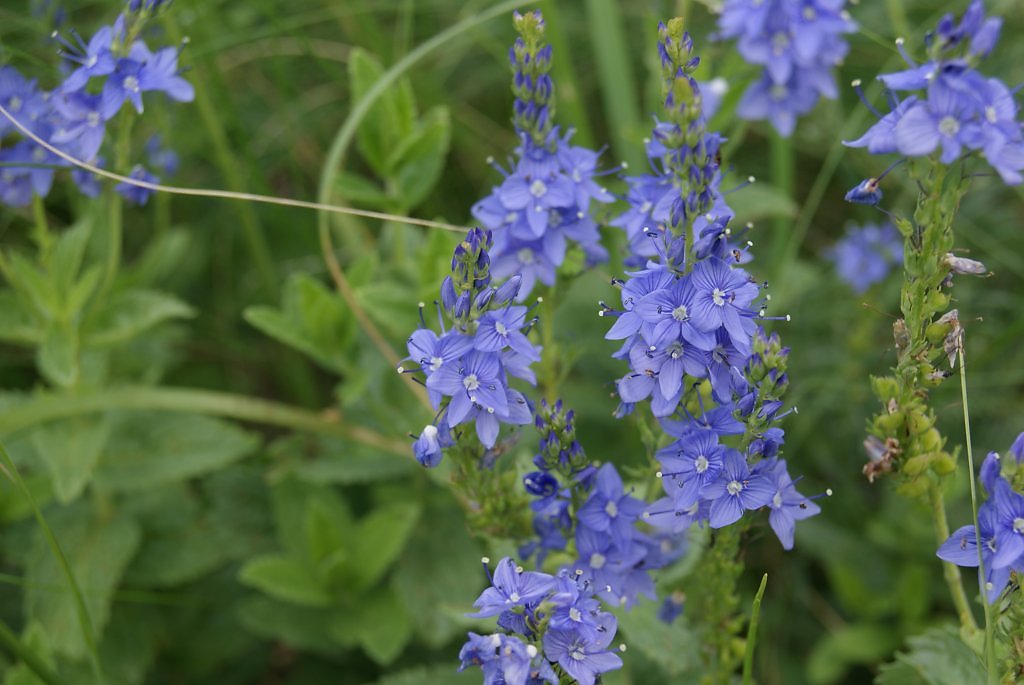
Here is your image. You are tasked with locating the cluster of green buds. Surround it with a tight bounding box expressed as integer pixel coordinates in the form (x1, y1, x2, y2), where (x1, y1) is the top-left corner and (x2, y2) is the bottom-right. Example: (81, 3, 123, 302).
(862, 160, 973, 494)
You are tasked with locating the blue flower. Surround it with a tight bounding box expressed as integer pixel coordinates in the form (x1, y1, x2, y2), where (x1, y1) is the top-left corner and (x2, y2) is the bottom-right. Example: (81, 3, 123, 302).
(761, 458, 820, 550)
(51, 91, 109, 160)
(55, 24, 117, 91)
(542, 620, 622, 685)
(656, 432, 727, 509)
(828, 222, 903, 293)
(718, 0, 856, 136)
(702, 449, 775, 528)
(115, 164, 158, 205)
(576, 464, 647, 551)
(468, 557, 556, 618)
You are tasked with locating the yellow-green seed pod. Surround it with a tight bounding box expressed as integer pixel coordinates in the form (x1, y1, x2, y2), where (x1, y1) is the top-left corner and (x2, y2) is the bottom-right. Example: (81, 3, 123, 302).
(875, 412, 905, 435)
(933, 452, 957, 475)
(920, 427, 943, 453)
(870, 376, 899, 402)
(903, 453, 934, 476)
(897, 477, 930, 498)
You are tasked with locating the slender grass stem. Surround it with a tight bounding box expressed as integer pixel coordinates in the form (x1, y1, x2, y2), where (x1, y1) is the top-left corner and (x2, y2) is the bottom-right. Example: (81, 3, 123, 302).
(768, 130, 795, 265)
(0, 444, 104, 685)
(742, 573, 769, 685)
(0, 386, 408, 458)
(0, 617, 64, 685)
(958, 345, 999, 683)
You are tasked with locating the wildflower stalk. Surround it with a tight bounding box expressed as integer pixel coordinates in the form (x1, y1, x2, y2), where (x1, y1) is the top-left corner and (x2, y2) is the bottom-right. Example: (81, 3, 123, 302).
(958, 344, 998, 682)
(0, 617, 64, 685)
(742, 573, 769, 685)
(30, 193, 50, 257)
(100, 110, 133, 300)
(866, 157, 977, 634)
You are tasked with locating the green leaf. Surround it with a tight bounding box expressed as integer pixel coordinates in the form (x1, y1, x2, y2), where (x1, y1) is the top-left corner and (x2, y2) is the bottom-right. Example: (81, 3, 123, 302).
(362, 666, 479, 685)
(344, 502, 420, 591)
(727, 182, 799, 222)
(50, 221, 91, 303)
(83, 289, 195, 347)
(236, 596, 339, 655)
(238, 555, 333, 607)
(330, 587, 411, 665)
(0, 291, 44, 344)
(269, 435, 414, 485)
(387, 107, 451, 210)
(348, 48, 417, 176)
(392, 495, 482, 647)
(305, 498, 346, 567)
(36, 322, 79, 388)
(1, 252, 56, 319)
(121, 229, 192, 288)
(244, 274, 353, 374)
(93, 412, 259, 493)
(808, 623, 900, 684)
(30, 416, 111, 504)
(24, 505, 142, 659)
(270, 477, 352, 560)
(64, 265, 102, 319)
(874, 626, 987, 685)
(615, 599, 700, 677)
(1, 621, 56, 685)
(335, 172, 392, 209)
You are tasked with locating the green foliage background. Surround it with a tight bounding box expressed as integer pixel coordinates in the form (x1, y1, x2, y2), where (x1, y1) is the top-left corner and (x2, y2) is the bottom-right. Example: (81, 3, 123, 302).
(0, 0, 1022, 683)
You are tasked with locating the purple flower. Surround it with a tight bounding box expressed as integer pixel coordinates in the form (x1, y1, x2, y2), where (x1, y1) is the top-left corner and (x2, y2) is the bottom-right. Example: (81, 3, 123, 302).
(576, 464, 646, 550)
(827, 223, 903, 293)
(542, 620, 622, 685)
(468, 557, 556, 618)
(115, 164, 158, 205)
(656, 432, 726, 509)
(702, 449, 774, 528)
(762, 458, 820, 550)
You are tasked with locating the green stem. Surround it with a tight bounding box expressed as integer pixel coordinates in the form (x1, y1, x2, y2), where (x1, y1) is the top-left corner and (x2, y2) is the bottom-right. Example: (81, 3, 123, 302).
(742, 573, 769, 685)
(0, 444, 104, 685)
(99, 112, 133, 299)
(540, 284, 558, 402)
(30, 194, 51, 259)
(958, 345, 999, 683)
(0, 386, 408, 457)
(0, 617, 65, 685)
(768, 129, 794, 265)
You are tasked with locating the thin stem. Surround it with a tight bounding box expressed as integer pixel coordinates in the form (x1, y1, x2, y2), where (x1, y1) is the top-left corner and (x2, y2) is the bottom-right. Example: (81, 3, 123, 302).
(958, 344, 999, 683)
(0, 386, 408, 458)
(539, 285, 558, 402)
(0, 444, 104, 685)
(30, 193, 51, 258)
(0, 616, 65, 685)
(100, 111, 133, 299)
(742, 573, 769, 685)
(929, 480, 979, 635)
(768, 129, 794, 266)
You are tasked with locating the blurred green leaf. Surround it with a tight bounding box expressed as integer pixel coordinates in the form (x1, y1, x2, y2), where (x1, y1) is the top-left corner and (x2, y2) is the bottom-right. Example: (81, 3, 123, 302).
(387, 106, 451, 211)
(1, 621, 56, 685)
(83, 289, 195, 347)
(238, 555, 334, 607)
(36, 322, 78, 388)
(268, 435, 414, 486)
(343, 502, 420, 592)
(1, 252, 56, 319)
(330, 587, 411, 666)
(0, 291, 43, 344)
(50, 222, 91, 303)
(336, 172, 392, 209)
(363, 666, 479, 685)
(807, 623, 900, 684)
(392, 495, 482, 647)
(615, 596, 700, 676)
(30, 416, 111, 504)
(349, 48, 417, 176)
(244, 274, 353, 374)
(728, 182, 799, 222)
(270, 477, 352, 561)
(120, 229, 192, 288)
(875, 626, 986, 685)
(94, 412, 259, 493)
(24, 506, 141, 659)
(236, 596, 339, 655)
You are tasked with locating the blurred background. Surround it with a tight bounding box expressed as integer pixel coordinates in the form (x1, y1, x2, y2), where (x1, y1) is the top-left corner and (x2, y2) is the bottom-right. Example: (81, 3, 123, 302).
(0, 0, 1023, 683)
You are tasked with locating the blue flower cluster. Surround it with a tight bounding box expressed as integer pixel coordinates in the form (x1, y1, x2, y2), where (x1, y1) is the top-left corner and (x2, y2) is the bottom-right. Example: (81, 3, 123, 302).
(403, 229, 538, 466)
(472, 10, 611, 300)
(604, 25, 821, 547)
(0, 2, 192, 207)
(846, 0, 1023, 184)
(459, 557, 623, 685)
(828, 222, 903, 293)
(938, 433, 1024, 603)
(718, 0, 856, 136)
